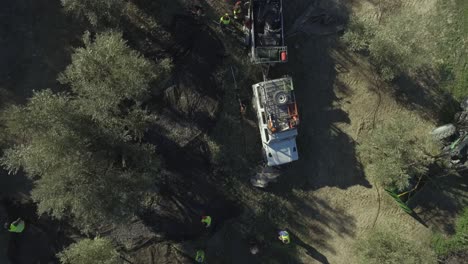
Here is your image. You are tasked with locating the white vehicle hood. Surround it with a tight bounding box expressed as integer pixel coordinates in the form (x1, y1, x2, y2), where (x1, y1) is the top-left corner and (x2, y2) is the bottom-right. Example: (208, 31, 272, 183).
(265, 138, 298, 166)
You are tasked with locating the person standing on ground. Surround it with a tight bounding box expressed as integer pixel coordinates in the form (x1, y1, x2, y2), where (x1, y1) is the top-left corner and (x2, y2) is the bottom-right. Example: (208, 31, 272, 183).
(278, 230, 290, 244)
(219, 13, 231, 30)
(4, 218, 25, 233)
(233, 1, 243, 20)
(195, 250, 205, 263)
(201, 215, 212, 228)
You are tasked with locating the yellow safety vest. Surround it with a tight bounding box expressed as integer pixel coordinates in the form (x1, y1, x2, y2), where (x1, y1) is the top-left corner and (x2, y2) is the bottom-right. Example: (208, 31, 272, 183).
(201, 216, 212, 227)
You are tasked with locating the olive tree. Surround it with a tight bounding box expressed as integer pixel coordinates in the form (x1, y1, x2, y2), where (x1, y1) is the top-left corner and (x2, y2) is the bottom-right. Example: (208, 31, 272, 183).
(343, 8, 438, 80)
(358, 113, 440, 191)
(61, 0, 125, 26)
(0, 90, 159, 231)
(0, 32, 168, 232)
(58, 237, 121, 264)
(356, 228, 437, 264)
(59, 31, 172, 141)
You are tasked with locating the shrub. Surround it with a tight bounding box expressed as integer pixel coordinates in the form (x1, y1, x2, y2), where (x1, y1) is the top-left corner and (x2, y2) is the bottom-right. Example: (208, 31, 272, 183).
(58, 237, 121, 264)
(358, 113, 440, 191)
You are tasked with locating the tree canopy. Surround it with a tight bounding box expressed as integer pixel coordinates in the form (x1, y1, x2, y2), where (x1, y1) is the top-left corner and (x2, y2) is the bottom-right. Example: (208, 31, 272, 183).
(358, 113, 440, 191)
(342, 4, 439, 80)
(61, 0, 125, 26)
(58, 237, 121, 264)
(0, 32, 168, 232)
(59, 31, 171, 141)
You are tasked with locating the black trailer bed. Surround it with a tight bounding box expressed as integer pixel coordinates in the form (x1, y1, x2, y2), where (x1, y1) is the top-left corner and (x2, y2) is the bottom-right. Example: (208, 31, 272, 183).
(250, 0, 287, 64)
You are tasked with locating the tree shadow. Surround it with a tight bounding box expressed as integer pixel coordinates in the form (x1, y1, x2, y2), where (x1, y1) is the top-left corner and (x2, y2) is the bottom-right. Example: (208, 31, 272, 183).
(142, 123, 245, 242)
(1, 198, 77, 264)
(392, 72, 460, 123)
(287, 195, 356, 254)
(291, 230, 330, 264)
(0, 169, 32, 199)
(270, 32, 370, 191)
(410, 171, 468, 234)
(0, 0, 83, 104)
(237, 192, 356, 263)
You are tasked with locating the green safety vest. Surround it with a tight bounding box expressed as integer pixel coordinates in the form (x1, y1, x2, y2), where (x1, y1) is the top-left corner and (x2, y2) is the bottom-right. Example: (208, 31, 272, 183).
(195, 250, 205, 262)
(201, 216, 212, 227)
(279, 231, 290, 244)
(220, 16, 231, 25)
(8, 220, 25, 233)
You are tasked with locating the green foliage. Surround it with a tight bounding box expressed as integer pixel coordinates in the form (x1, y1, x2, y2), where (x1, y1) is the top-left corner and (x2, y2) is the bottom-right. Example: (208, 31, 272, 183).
(356, 228, 437, 264)
(434, 0, 468, 99)
(1, 90, 158, 231)
(0, 32, 166, 232)
(343, 5, 439, 80)
(433, 208, 468, 256)
(59, 31, 172, 141)
(358, 113, 440, 191)
(61, 0, 125, 26)
(58, 237, 121, 264)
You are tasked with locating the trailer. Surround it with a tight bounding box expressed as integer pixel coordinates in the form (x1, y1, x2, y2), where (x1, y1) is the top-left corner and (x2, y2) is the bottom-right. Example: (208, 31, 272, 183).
(249, 0, 288, 64)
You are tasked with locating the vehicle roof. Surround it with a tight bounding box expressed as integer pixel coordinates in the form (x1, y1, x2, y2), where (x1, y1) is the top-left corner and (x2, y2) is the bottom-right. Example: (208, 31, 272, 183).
(254, 77, 297, 133)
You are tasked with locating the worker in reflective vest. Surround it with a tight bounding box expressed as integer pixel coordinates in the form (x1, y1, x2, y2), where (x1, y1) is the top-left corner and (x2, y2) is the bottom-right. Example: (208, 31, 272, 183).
(201, 215, 212, 228)
(233, 1, 243, 20)
(195, 250, 205, 263)
(278, 230, 290, 244)
(4, 218, 25, 233)
(219, 13, 231, 28)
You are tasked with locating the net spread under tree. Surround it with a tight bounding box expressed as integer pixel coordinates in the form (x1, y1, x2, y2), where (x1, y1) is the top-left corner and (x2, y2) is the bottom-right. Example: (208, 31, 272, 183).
(0, 32, 169, 232)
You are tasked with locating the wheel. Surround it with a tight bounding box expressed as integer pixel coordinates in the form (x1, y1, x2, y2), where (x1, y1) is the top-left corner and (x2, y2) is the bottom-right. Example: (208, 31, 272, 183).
(274, 91, 289, 106)
(431, 124, 457, 140)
